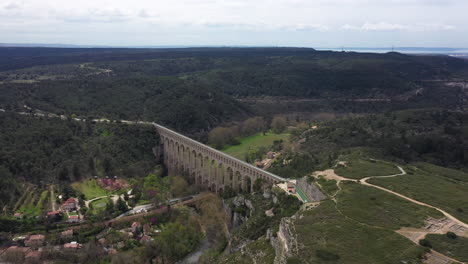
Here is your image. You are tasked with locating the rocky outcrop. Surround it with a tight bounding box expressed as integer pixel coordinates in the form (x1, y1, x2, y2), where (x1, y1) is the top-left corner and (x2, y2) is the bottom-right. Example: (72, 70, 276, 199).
(223, 195, 255, 231)
(296, 177, 326, 202)
(268, 216, 299, 264)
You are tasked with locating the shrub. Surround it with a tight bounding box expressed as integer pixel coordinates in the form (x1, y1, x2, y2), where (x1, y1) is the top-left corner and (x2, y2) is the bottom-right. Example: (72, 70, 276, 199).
(446, 232, 457, 239)
(316, 249, 340, 261)
(419, 239, 432, 248)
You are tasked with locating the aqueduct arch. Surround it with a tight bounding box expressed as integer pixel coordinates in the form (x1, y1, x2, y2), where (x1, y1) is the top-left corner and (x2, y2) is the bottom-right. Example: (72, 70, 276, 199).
(155, 123, 286, 193)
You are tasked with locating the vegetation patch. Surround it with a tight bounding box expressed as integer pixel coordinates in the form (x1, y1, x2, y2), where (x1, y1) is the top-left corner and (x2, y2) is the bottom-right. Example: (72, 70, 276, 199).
(216, 237, 275, 264)
(72, 179, 110, 200)
(89, 197, 110, 214)
(221, 132, 289, 161)
(334, 152, 401, 179)
(368, 164, 468, 223)
(292, 200, 426, 264)
(316, 177, 339, 197)
(425, 233, 468, 262)
(337, 182, 443, 229)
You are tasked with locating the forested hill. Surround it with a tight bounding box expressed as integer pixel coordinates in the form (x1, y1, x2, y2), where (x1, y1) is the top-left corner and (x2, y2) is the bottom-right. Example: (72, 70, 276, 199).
(0, 47, 317, 72)
(0, 113, 160, 209)
(1, 47, 467, 134)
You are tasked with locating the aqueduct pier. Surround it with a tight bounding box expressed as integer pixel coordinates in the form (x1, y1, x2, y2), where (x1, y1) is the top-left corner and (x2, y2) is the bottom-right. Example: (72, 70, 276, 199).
(154, 123, 287, 193)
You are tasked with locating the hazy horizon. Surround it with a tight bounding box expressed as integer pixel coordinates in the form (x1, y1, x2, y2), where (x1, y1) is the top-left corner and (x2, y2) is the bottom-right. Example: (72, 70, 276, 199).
(1, 0, 468, 47)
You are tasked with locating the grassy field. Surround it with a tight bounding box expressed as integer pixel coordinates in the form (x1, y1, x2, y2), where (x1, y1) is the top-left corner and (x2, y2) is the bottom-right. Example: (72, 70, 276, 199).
(368, 164, 468, 223)
(337, 182, 443, 229)
(72, 179, 110, 200)
(425, 234, 468, 262)
(316, 177, 339, 197)
(334, 152, 401, 179)
(221, 132, 289, 161)
(89, 197, 110, 214)
(292, 200, 426, 264)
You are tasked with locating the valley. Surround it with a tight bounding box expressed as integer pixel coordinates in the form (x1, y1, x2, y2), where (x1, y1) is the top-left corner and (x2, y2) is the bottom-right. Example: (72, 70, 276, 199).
(0, 47, 467, 264)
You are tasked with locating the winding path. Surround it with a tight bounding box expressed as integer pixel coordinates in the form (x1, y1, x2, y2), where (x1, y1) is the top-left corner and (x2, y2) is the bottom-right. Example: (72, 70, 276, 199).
(314, 165, 468, 264)
(361, 166, 468, 231)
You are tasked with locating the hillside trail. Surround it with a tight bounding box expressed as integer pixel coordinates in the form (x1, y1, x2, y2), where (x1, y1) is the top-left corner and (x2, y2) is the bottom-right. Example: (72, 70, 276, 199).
(315, 166, 468, 230)
(313, 165, 468, 264)
(361, 166, 468, 231)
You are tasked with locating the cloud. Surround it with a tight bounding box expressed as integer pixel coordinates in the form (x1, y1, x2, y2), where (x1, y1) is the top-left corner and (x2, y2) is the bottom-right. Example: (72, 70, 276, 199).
(3, 2, 20, 10)
(286, 24, 331, 32)
(56, 8, 131, 23)
(342, 22, 455, 32)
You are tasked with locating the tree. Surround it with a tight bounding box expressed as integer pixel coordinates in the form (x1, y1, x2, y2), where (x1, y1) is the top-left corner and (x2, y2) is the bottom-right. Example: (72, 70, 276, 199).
(208, 127, 235, 149)
(271, 116, 287, 133)
(447, 232, 457, 239)
(171, 176, 189, 197)
(116, 197, 128, 213)
(106, 200, 115, 214)
(419, 239, 432, 248)
(242, 117, 265, 136)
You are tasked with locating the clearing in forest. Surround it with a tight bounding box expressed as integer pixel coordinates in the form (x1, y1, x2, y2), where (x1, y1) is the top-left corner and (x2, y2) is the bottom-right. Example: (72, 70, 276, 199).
(221, 132, 289, 161)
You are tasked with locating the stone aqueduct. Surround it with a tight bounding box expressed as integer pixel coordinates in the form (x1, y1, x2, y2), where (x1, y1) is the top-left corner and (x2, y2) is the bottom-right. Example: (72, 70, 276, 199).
(154, 124, 286, 193)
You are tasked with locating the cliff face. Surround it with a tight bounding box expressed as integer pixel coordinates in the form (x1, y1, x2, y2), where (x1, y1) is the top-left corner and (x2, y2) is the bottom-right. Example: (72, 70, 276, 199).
(224, 195, 255, 230)
(268, 216, 299, 264)
(222, 189, 301, 262)
(296, 177, 326, 202)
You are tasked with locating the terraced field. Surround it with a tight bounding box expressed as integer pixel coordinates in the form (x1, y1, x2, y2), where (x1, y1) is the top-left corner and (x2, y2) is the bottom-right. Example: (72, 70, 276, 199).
(13, 185, 50, 217)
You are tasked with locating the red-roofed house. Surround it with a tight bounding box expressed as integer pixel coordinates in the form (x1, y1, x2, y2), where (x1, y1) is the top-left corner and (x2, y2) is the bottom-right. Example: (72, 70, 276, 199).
(64, 241, 81, 250)
(25, 250, 42, 262)
(25, 234, 45, 248)
(287, 183, 296, 194)
(61, 229, 74, 239)
(14, 212, 24, 219)
(62, 198, 77, 211)
(68, 215, 80, 223)
(2, 246, 31, 260)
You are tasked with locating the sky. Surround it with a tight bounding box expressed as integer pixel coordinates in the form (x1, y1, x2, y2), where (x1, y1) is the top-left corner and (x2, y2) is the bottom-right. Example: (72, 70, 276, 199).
(1, 0, 467, 47)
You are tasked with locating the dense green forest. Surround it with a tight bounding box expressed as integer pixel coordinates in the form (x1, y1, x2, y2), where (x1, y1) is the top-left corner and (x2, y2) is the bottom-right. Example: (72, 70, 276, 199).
(303, 109, 468, 168)
(269, 109, 468, 179)
(1, 47, 468, 264)
(0, 113, 160, 209)
(1, 47, 467, 135)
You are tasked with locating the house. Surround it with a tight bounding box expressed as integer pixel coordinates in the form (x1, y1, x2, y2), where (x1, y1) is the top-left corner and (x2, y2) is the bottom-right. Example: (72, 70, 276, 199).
(266, 151, 275, 159)
(256, 161, 265, 168)
(2, 246, 31, 260)
(14, 212, 24, 219)
(68, 215, 80, 223)
(62, 198, 77, 211)
(25, 251, 42, 262)
(287, 183, 296, 194)
(64, 241, 81, 250)
(61, 229, 74, 239)
(24, 234, 45, 248)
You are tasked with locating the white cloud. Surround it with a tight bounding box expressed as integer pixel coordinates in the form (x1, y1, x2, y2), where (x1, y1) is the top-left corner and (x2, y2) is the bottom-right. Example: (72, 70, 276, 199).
(342, 22, 455, 32)
(0, 0, 466, 46)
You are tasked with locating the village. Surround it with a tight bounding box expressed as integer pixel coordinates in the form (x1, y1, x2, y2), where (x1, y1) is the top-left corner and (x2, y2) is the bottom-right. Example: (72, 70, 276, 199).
(0, 175, 162, 263)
